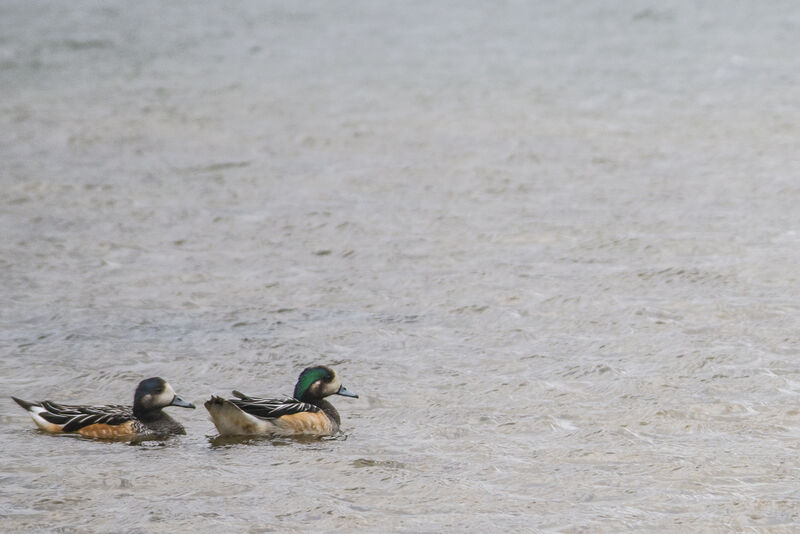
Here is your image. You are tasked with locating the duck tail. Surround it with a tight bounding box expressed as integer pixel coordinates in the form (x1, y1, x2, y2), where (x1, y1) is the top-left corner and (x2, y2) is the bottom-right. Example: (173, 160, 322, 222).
(205, 396, 269, 436)
(11, 396, 37, 411)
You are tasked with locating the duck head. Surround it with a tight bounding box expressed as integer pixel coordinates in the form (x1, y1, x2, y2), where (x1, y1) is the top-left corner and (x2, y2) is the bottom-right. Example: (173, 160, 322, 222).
(293, 366, 359, 402)
(134, 377, 195, 413)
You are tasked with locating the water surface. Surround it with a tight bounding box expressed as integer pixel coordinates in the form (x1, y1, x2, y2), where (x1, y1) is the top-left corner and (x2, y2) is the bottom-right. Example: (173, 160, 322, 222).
(2, 1, 800, 531)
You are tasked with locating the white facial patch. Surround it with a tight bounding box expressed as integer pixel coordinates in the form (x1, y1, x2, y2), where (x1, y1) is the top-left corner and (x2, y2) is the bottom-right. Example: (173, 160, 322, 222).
(154, 382, 177, 407)
(322, 373, 342, 396)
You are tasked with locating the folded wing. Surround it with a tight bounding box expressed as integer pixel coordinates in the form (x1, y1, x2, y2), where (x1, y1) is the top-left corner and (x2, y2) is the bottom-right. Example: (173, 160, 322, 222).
(228, 392, 320, 420)
(37, 402, 135, 432)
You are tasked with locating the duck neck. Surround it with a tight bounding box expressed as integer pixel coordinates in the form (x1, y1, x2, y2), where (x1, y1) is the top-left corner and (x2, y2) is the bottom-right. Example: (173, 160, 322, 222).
(134, 405, 161, 422)
(301, 396, 341, 426)
(133, 406, 185, 434)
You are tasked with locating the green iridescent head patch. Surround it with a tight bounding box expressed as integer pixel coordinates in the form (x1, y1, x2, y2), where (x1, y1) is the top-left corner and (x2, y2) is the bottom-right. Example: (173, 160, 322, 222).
(293, 366, 333, 400)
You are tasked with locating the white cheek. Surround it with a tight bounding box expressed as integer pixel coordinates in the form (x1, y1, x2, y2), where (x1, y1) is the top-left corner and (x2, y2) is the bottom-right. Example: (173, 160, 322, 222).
(155, 384, 176, 406)
(325, 377, 342, 395)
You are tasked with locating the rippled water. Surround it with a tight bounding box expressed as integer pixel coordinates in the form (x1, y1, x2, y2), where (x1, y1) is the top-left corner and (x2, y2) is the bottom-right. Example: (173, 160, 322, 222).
(3, 1, 800, 531)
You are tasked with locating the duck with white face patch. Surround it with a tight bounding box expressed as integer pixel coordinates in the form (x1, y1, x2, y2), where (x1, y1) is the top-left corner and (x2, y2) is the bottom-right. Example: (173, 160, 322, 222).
(12, 377, 195, 439)
(204, 366, 359, 437)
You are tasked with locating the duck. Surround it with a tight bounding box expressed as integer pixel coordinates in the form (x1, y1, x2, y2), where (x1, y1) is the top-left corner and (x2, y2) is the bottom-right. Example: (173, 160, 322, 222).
(12, 377, 195, 438)
(205, 365, 358, 437)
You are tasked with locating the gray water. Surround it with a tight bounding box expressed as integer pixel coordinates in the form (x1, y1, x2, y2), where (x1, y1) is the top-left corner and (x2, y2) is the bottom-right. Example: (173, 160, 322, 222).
(2, 1, 800, 531)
